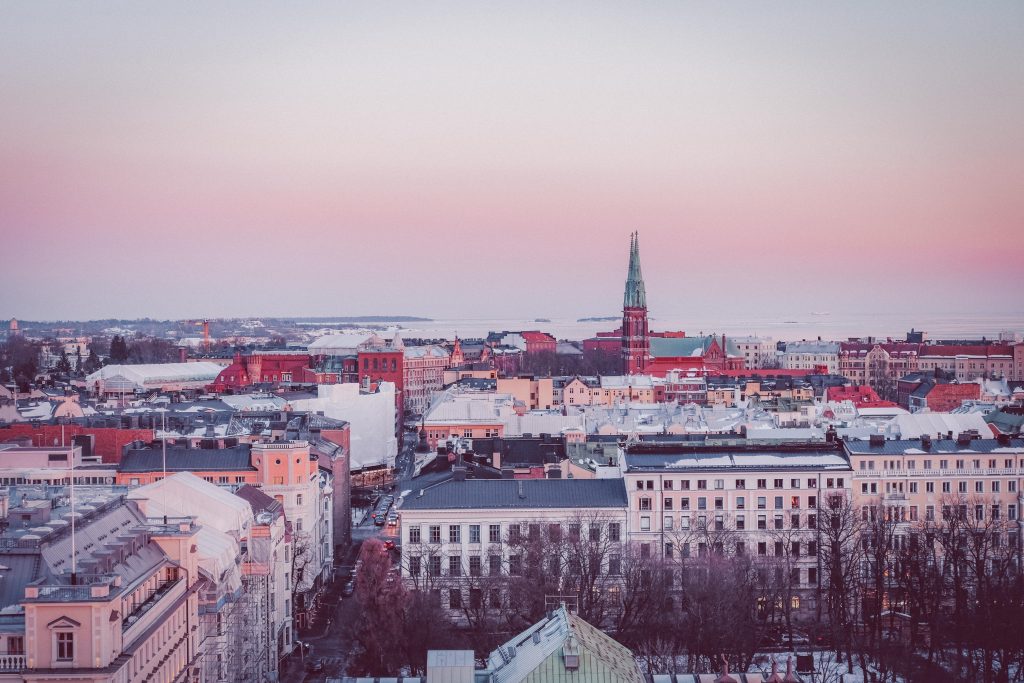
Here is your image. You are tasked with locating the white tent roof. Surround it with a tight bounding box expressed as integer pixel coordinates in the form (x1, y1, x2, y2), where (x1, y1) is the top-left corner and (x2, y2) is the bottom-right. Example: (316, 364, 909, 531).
(86, 362, 223, 385)
(127, 471, 254, 537)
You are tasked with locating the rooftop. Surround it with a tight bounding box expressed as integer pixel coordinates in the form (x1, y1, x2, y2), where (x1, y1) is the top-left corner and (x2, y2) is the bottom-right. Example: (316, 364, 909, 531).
(400, 478, 629, 511)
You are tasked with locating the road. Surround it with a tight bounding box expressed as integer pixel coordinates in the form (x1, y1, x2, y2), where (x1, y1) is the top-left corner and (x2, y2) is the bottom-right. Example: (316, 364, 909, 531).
(295, 430, 455, 680)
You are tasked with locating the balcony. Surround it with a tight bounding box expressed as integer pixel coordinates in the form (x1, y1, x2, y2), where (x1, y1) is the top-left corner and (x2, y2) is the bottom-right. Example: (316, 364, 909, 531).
(0, 654, 24, 671)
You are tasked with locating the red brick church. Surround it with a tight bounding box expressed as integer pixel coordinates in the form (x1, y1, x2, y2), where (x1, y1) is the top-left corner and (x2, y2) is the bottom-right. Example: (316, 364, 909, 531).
(617, 232, 743, 377)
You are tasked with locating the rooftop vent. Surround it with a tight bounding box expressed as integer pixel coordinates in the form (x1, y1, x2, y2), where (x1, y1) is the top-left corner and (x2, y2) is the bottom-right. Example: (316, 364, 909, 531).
(517, 481, 525, 499)
(920, 434, 932, 450)
(956, 432, 972, 446)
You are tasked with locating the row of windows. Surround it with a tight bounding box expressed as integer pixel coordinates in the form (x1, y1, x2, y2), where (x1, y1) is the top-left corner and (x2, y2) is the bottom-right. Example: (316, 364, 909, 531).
(635, 477, 832, 491)
(639, 495, 818, 511)
(859, 457, 1018, 471)
(408, 552, 626, 577)
(861, 480, 1018, 495)
(863, 503, 1019, 523)
(641, 512, 818, 532)
(409, 522, 622, 545)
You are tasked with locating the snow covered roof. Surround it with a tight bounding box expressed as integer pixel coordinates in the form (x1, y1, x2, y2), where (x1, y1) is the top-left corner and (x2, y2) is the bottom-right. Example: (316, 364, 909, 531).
(86, 362, 224, 385)
(892, 412, 989, 439)
(307, 333, 381, 353)
(126, 471, 254, 537)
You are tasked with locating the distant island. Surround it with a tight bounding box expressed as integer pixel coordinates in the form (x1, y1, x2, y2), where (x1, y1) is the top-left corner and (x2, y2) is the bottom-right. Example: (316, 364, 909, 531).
(534, 318, 551, 323)
(577, 316, 619, 322)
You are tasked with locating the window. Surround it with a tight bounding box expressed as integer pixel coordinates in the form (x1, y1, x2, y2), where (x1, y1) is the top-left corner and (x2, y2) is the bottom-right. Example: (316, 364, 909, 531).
(791, 514, 800, 529)
(469, 525, 481, 544)
(758, 515, 767, 530)
(509, 525, 521, 543)
(775, 496, 783, 510)
(664, 480, 674, 490)
(449, 526, 461, 544)
(715, 479, 724, 490)
(640, 516, 651, 531)
(774, 479, 784, 489)
(698, 497, 707, 510)
(469, 556, 481, 576)
(664, 515, 673, 530)
(715, 497, 724, 510)
(791, 478, 801, 489)
(409, 556, 421, 576)
(736, 515, 745, 530)
(569, 523, 581, 540)
(697, 479, 707, 490)
(549, 524, 561, 542)
(976, 481, 984, 493)
(909, 482, 918, 494)
(296, 493, 303, 506)
(7, 636, 23, 655)
(639, 498, 652, 511)
(449, 589, 462, 609)
(958, 482, 967, 494)
(589, 525, 600, 542)
(757, 479, 767, 489)
(429, 525, 441, 544)
(608, 554, 621, 575)
(489, 555, 501, 575)
(735, 479, 746, 489)
(680, 498, 690, 510)
(56, 632, 74, 662)
(490, 589, 502, 608)
(926, 482, 935, 493)
(758, 497, 767, 509)
(758, 542, 767, 556)
(509, 555, 522, 575)
(665, 542, 674, 558)
(774, 515, 783, 530)
(942, 482, 951, 493)
(681, 480, 690, 490)
(529, 524, 541, 541)
(737, 496, 746, 509)
(409, 526, 421, 544)
(609, 523, 621, 542)
(664, 497, 674, 511)
(448, 556, 461, 576)
(993, 481, 1001, 493)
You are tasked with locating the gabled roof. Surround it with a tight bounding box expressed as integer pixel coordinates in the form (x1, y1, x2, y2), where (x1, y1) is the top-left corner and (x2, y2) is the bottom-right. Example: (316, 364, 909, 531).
(482, 605, 643, 683)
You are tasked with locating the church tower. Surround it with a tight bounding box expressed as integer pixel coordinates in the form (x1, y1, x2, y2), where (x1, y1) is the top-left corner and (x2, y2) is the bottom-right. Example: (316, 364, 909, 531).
(622, 232, 650, 374)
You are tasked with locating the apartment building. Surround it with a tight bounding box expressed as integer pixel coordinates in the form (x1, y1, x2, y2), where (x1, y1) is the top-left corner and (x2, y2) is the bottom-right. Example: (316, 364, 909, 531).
(621, 441, 853, 614)
(845, 434, 1024, 535)
(398, 479, 628, 611)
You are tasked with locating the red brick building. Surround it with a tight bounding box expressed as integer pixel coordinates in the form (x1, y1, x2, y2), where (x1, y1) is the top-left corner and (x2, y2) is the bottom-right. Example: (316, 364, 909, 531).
(210, 352, 316, 391)
(0, 423, 154, 464)
(826, 384, 899, 408)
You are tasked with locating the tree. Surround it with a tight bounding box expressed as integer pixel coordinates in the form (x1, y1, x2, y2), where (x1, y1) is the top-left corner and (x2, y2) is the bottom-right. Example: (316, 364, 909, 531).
(346, 539, 408, 674)
(83, 350, 102, 374)
(127, 337, 176, 364)
(55, 350, 72, 375)
(74, 348, 82, 375)
(109, 335, 129, 363)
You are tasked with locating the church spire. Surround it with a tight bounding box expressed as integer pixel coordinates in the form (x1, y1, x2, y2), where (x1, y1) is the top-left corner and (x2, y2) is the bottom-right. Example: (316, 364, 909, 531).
(623, 231, 647, 309)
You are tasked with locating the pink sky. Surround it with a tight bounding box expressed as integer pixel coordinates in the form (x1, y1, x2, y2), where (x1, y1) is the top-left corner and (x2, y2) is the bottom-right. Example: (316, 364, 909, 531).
(1, 2, 1022, 321)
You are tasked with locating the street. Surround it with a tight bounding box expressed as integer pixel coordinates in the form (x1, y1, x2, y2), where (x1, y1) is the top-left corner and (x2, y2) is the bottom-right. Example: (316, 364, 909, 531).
(292, 429, 453, 680)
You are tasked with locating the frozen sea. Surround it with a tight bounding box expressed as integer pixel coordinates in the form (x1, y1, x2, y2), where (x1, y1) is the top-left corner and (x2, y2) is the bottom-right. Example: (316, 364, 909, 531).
(358, 311, 1024, 343)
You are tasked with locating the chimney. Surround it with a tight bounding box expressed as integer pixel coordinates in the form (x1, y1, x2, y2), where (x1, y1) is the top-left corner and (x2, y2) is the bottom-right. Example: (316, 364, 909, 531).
(517, 481, 526, 499)
(920, 434, 932, 450)
(956, 432, 972, 446)
(997, 433, 1011, 446)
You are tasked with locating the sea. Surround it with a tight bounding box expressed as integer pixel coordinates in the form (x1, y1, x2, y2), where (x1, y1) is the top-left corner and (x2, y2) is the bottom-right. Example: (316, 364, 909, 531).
(363, 312, 1024, 344)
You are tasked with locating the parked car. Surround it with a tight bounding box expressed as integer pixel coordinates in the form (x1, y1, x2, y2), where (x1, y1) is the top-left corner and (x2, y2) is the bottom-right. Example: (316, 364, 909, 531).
(781, 633, 810, 649)
(341, 581, 355, 597)
(305, 658, 325, 673)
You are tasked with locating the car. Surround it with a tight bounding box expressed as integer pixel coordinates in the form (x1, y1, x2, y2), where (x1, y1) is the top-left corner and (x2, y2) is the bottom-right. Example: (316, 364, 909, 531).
(374, 515, 386, 526)
(781, 633, 810, 648)
(387, 517, 398, 527)
(341, 581, 355, 597)
(305, 658, 325, 673)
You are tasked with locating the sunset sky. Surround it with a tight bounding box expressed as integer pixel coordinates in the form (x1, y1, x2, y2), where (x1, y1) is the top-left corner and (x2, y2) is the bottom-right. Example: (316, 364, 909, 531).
(2, 2, 1022, 321)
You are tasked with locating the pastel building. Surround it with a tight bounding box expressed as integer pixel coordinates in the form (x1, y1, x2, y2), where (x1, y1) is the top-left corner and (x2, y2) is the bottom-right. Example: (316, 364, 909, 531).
(917, 344, 1015, 381)
(621, 441, 853, 614)
(845, 435, 1024, 541)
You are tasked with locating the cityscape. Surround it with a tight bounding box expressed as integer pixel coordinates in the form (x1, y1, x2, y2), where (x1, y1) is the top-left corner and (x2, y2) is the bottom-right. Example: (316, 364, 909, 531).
(4, 3, 1024, 683)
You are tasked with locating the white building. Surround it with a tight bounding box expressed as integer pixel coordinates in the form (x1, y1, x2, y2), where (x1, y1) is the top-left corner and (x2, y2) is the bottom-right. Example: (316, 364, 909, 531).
(730, 336, 776, 369)
(398, 478, 629, 610)
(86, 362, 224, 396)
(779, 341, 840, 374)
(621, 442, 853, 616)
(288, 382, 398, 470)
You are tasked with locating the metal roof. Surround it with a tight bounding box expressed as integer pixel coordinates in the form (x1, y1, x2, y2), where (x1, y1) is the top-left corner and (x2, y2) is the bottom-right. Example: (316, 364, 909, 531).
(401, 478, 628, 511)
(844, 437, 1024, 456)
